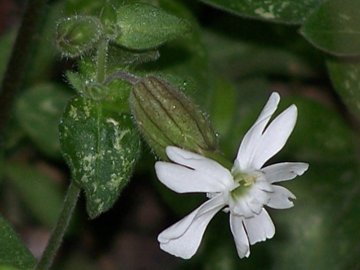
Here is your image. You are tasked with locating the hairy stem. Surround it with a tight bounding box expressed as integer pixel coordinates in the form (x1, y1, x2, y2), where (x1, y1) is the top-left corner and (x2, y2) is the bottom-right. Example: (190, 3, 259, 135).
(36, 182, 80, 270)
(105, 71, 140, 85)
(0, 0, 47, 137)
(96, 40, 108, 83)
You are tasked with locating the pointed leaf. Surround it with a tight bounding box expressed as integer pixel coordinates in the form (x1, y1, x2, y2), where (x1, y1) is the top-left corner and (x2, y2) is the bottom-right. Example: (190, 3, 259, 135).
(59, 96, 140, 218)
(0, 216, 36, 269)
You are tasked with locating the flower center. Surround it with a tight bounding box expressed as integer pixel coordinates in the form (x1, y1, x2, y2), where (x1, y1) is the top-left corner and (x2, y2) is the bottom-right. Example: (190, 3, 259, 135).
(230, 172, 257, 199)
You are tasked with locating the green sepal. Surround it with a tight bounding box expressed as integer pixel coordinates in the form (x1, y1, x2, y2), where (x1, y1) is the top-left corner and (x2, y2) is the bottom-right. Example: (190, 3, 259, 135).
(59, 96, 140, 218)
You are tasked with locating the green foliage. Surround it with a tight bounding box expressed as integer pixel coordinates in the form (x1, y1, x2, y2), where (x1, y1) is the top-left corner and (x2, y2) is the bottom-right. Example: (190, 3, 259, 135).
(200, 0, 325, 24)
(15, 84, 72, 158)
(0, 216, 36, 269)
(327, 58, 360, 118)
(301, 0, 360, 56)
(114, 2, 190, 50)
(4, 162, 64, 228)
(59, 96, 140, 218)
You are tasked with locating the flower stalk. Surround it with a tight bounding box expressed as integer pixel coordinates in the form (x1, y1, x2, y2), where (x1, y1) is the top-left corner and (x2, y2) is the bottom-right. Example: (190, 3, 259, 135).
(36, 182, 80, 270)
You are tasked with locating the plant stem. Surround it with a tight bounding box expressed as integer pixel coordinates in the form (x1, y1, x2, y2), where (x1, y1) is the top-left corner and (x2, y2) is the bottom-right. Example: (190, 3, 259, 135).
(105, 71, 140, 85)
(0, 0, 47, 137)
(36, 182, 80, 270)
(96, 40, 108, 83)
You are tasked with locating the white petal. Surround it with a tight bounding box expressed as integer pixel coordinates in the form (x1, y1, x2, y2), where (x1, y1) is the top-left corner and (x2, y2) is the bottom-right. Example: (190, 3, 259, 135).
(232, 199, 254, 218)
(155, 161, 231, 193)
(251, 105, 298, 169)
(267, 185, 296, 209)
(158, 195, 225, 259)
(262, 162, 309, 183)
(234, 92, 280, 172)
(230, 214, 250, 258)
(166, 146, 233, 188)
(245, 188, 268, 215)
(243, 209, 275, 245)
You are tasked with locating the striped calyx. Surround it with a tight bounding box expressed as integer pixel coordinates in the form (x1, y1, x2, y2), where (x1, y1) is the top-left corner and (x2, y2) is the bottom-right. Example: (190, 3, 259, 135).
(130, 76, 217, 160)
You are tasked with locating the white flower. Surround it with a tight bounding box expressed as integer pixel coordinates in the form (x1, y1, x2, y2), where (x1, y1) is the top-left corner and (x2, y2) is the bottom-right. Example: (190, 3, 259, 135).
(155, 92, 309, 259)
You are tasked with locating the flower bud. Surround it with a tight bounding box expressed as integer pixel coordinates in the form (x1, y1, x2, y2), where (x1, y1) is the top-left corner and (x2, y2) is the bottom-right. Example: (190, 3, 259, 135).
(130, 76, 218, 160)
(56, 16, 103, 58)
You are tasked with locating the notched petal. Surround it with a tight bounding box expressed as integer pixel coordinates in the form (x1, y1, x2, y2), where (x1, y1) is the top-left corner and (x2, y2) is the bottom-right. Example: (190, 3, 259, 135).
(262, 162, 309, 183)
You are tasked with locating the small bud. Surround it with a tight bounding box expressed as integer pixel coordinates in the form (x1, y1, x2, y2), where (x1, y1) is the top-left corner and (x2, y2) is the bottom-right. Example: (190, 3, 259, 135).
(130, 76, 218, 160)
(56, 16, 103, 58)
(84, 81, 109, 101)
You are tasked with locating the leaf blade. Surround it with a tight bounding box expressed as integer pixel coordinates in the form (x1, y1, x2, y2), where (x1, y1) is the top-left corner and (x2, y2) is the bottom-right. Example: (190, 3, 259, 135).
(59, 96, 140, 218)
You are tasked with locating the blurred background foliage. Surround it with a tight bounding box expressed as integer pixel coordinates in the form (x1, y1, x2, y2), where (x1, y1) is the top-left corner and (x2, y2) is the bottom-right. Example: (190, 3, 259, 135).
(1, 0, 360, 269)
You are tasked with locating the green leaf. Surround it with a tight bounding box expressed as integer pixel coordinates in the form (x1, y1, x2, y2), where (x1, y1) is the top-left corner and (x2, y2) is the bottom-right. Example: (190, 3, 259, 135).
(15, 83, 72, 158)
(327, 57, 360, 118)
(59, 96, 140, 218)
(4, 162, 64, 228)
(114, 2, 190, 50)
(107, 46, 160, 67)
(200, 0, 324, 24)
(0, 215, 36, 269)
(301, 0, 360, 56)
